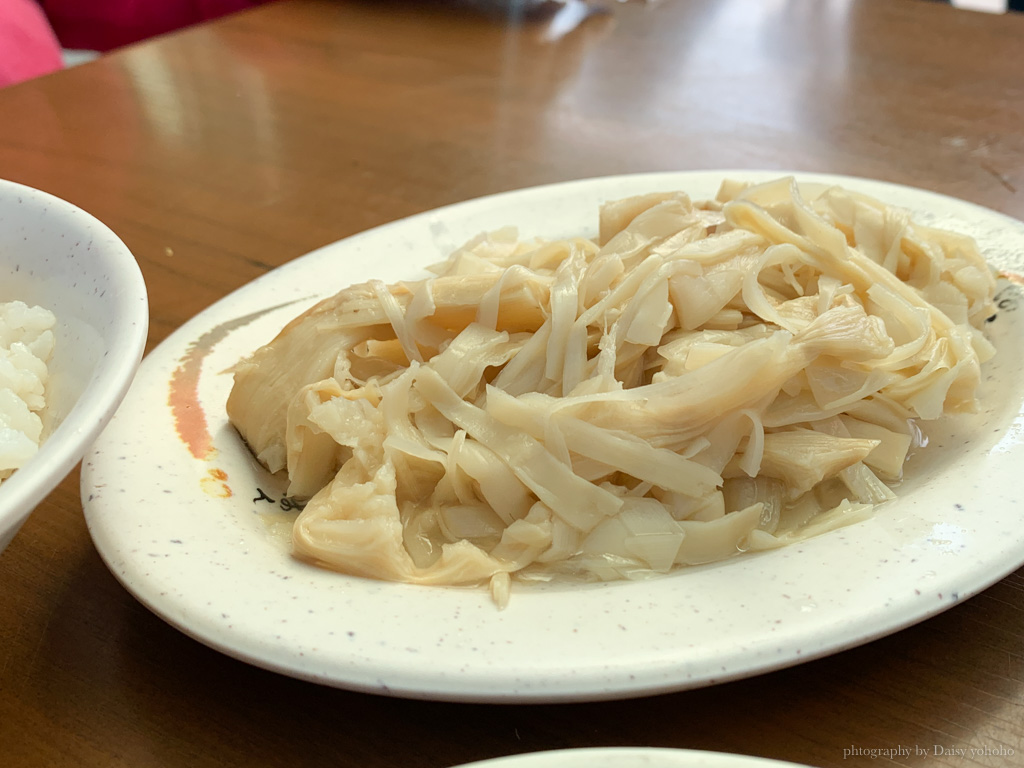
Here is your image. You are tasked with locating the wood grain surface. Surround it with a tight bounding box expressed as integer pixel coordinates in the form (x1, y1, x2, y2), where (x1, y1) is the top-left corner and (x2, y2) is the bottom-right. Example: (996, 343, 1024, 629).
(1, 1, 1023, 766)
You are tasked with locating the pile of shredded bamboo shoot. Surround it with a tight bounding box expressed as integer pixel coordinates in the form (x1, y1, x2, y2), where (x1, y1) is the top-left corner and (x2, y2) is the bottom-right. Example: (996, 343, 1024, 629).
(227, 177, 997, 606)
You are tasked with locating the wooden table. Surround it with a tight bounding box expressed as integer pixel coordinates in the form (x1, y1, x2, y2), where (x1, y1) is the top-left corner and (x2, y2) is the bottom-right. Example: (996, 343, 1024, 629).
(2, 1, 1023, 765)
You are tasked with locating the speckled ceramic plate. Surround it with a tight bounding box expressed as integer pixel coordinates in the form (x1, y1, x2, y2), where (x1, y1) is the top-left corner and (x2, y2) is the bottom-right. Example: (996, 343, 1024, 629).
(450, 748, 809, 768)
(82, 171, 1024, 703)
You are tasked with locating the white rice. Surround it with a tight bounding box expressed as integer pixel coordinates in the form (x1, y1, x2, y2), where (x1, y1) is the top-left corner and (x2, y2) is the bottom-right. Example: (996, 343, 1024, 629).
(0, 301, 55, 482)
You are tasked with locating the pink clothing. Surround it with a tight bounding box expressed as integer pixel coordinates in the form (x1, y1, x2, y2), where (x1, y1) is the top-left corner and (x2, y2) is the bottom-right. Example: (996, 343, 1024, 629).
(39, 0, 266, 52)
(0, 0, 63, 88)
(0, 1, 271, 88)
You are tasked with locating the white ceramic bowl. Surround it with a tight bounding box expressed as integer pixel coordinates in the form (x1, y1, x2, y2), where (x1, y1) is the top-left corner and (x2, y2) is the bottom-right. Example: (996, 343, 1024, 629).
(0, 179, 148, 553)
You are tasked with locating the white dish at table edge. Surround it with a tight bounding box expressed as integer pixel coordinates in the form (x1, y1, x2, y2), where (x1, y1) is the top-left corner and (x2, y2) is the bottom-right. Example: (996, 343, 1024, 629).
(82, 171, 1024, 703)
(450, 748, 810, 768)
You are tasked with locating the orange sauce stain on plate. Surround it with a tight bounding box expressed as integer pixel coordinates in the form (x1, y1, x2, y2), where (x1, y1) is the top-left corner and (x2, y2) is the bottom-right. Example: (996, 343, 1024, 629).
(201, 468, 233, 498)
(1000, 269, 1024, 287)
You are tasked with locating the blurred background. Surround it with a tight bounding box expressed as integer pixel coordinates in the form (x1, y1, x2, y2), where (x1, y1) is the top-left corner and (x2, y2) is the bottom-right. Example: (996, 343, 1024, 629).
(0, 0, 1020, 90)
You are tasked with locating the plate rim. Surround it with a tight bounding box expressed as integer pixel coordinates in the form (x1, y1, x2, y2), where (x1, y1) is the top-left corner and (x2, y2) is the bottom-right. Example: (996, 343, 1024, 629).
(449, 747, 811, 768)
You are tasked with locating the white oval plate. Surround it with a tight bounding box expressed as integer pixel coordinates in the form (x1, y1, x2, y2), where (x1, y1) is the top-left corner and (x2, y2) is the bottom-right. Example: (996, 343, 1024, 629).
(82, 171, 1024, 703)
(451, 748, 809, 768)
